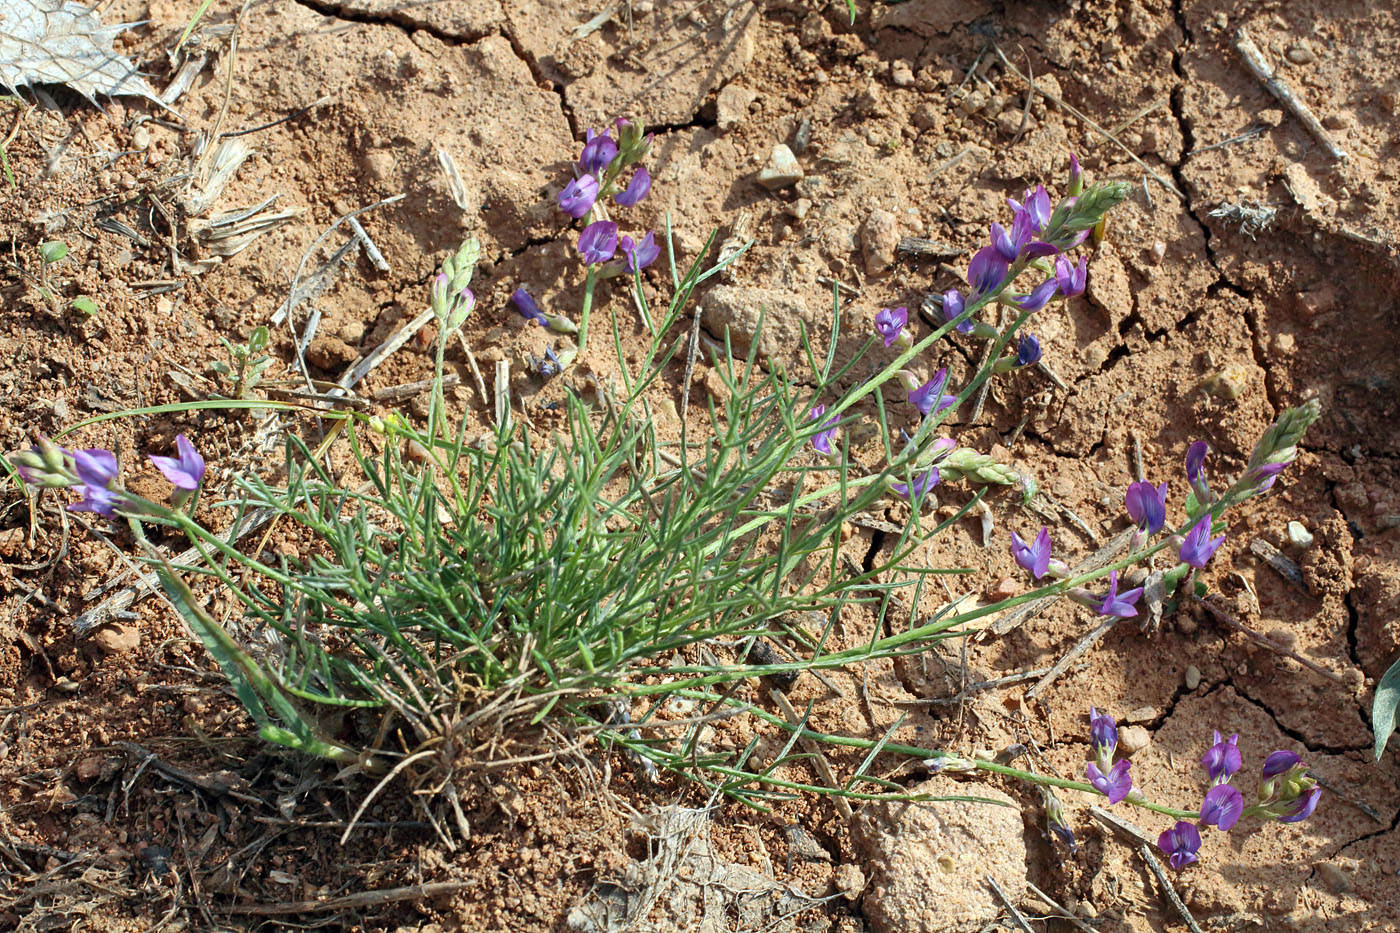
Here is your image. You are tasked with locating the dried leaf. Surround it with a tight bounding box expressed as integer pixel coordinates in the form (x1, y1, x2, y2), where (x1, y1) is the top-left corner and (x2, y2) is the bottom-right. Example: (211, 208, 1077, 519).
(0, 0, 160, 106)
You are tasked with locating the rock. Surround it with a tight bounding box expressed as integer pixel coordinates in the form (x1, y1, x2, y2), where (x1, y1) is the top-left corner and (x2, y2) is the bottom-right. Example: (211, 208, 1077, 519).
(996, 109, 1034, 137)
(306, 335, 358, 371)
(1118, 725, 1151, 756)
(852, 782, 1026, 933)
(75, 756, 105, 781)
(835, 863, 866, 900)
(1288, 521, 1315, 549)
(890, 61, 915, 87)
(715, 83, 757, 132)
(701, 285, 815, 361)
(1201, 364, 1253, 400)
(1316, 860, 1355, 893)
(756, 144, 803, 189)
(860, 209, 900, 274)
(93, 623, 141, 655)
(987, 578, 1018, 601)
(1185, 665, 1201, 690)
(1285, 42, 1316, 64)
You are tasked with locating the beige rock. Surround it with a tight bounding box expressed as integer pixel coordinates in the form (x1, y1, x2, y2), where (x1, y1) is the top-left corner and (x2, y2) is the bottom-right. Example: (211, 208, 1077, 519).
(852, 782, 1026, 933)
(93, 623, 141, 655)
(835, 863, 866, 900)
(701, 285, 815, 361)
(715, 83, 758, 132)
(860, 209, 900, 275)
(1118, 724, 1151, 756)
(757, 144, 803, 189)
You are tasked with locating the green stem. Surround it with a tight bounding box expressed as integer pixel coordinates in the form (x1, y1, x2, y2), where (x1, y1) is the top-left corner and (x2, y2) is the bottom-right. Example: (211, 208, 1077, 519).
(578, 267, 600, 354)
(667, 687, 1201, 820)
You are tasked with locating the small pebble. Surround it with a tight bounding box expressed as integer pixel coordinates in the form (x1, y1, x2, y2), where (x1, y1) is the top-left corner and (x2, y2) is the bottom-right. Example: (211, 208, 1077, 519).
(1118, 725, 1151, 756)
(1148, 240, 1167, 264)
(93, 623, 141, 654)
(1185, 665, 1201, 690)
(1285, 42, 1316, 64)
(988, 577, 1018, 601)
(835, 863, 866, 900)
(890, 61, 915, 87)
(1287, 521, 1315, 549)
(756, 144, 803, 189)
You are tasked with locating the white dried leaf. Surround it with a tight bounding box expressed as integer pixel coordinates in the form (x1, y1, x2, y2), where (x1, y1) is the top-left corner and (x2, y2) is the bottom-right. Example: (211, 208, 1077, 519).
(0, 0, 159, 105)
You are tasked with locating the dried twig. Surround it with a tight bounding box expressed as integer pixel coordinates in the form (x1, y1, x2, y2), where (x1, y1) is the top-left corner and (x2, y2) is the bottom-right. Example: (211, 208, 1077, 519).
(1139, 844, 1206, 933)
(991, 45, 1185, 201)
(984, 874, 1034, 933)
(1249, 537, 1307, 590)
(1196, 597, 1345, 683)
(1024, 879, 1098, 933)
(769, 689, 852, 820)
(223, 881, 472, 915)
(1234, 29, 1346, 160)
(1025, 614, 1119, 701)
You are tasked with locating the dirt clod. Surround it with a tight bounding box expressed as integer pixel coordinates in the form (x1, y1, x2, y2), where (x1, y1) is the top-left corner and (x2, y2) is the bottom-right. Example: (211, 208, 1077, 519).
(852, 782, 1026, 933)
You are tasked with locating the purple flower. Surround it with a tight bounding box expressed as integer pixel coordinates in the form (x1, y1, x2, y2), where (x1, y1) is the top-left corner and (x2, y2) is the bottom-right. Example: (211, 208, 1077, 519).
(941, 289, 973, 334)
(1087, 759, 1133, 804)
(1158, 821, 1201, 871)
(967, 246, 1009, 296)
(809, 404, 840, 456)
(1011, 527, 1052, 579)
(1278, 786, 1321, 823)
(73, 448, 118, 490)
(1179, 514, 1226, 569)
(1200, 784, 1244, 831)
(892, 468, 940, 500)
(620, 231, 660, 272)
(1125, 480, 1168, 534)
(537, 345, 562, 376)
(1089, 707, 1117, 757)
(511, 287, 549, 326)
(1024, 185, 1052, 230)
(70, 448, 123, 516)
(875, 307, 908, 347)
(1011, 278, 1059, 312)
(613, 166, 651, 207)
(1094, 570, 1142, 618)
(579, 128, 617, 176)
(1244, 460, 1287, 493)
(1185, 441, 1209, 486)
(578, 220, 619, 265)
(1201, 731, 1242, 783)
(1016, 334, 1042, 366)
(1054, 255, 1087, 298)
(991, 217, 1032, 263)
(557, 174, 599, 218)
(1045, 792, 1077, 853)
(908, 368, 957, 418)
(148, 435, 205, 492)
(1261, 750, 1302, 779)
(69, 482, 121, 517)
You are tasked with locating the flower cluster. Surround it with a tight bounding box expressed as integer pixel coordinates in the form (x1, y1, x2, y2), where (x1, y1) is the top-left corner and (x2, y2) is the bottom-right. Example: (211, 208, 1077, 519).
(13, 434, 206, 515)
(1085, 708, 1133, 804)
(869, 156, 1126, 430)
(1157, 736, 1321, 870)
(516, 119, 660, 344)
(559, 119, 658, 275)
